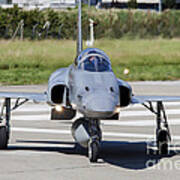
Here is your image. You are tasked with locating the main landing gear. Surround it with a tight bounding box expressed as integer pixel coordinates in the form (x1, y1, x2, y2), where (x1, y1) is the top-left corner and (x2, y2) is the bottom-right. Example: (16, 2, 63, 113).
(0, 98, 11, 149)
(88, 119, 102, 162)
(0, 98, 28, 149)
(143, 101, 171, 155)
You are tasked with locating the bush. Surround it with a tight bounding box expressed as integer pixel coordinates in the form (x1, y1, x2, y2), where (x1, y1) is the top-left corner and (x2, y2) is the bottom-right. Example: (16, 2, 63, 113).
(0, 6, 180, 39)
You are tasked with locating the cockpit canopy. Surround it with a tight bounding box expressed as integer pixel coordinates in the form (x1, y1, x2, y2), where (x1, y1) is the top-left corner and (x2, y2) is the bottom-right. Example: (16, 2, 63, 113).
(76, 48, 112, 72)
(78, 54, 112, 72)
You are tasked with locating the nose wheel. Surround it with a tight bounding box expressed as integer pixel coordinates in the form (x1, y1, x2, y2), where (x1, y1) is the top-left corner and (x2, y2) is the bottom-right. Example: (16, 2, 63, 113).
(88, 139, 99, 162)
(87, 119, 101, 163)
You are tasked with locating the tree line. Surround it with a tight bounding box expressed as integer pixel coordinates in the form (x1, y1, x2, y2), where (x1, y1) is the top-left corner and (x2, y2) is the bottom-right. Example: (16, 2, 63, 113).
(0, 5, 180, 40)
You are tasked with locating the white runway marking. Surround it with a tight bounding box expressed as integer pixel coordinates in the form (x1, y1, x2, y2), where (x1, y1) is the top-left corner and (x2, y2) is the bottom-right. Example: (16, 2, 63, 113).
(12, 127, 70, 134)
(12, 115, 50, 121)
(8, 100, 180, 132)
(129, 101, 180, 108)
(11, 127, 180, 140)
(12, 106, 50, 112)
(10, 143, 74, 148)
(11, 109, 180, 121)
(120, 109, 180, 117)
(11, 114, 180, 127)
(8, 101, 180, 112)
(102, 119, 180, 127)
(0, 150, 56, 155)
(10, 101, 180, 111)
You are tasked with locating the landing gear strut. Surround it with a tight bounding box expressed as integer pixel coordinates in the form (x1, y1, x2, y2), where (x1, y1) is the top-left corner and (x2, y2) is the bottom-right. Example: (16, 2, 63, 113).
(0, 98, 11, 149)
(0, 98, 28, 149)
(88, 119, 101, 162)
(156, 102, 171, 155)
(143, 101, 171, 155)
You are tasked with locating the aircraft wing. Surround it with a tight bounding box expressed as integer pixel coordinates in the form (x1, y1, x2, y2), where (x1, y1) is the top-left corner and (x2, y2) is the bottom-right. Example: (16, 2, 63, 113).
(132, 95, 180, 104)
(0, 92, 47, 102)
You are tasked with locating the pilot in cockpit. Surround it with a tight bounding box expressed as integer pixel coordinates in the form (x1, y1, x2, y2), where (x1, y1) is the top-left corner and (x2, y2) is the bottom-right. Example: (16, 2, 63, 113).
(78, 54, 111, 72)
(85, 56, 97, 71)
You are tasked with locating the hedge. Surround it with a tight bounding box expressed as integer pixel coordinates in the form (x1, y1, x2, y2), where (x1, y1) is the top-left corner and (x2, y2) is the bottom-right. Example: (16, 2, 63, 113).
(0, 5, 180, 39)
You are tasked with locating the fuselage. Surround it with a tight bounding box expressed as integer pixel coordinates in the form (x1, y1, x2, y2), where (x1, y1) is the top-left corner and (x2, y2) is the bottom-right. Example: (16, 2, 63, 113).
(68, 67, 119, 118)
(67, 48, 120, 118)
(47, 48, 132, 119)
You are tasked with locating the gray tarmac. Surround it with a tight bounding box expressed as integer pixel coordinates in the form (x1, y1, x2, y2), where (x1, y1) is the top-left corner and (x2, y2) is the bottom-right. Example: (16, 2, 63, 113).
(1, 82, 180, 180)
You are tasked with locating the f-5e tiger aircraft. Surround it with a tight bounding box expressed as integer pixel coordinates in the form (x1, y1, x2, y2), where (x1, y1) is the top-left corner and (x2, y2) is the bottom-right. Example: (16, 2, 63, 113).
(0, 0, 180, 163)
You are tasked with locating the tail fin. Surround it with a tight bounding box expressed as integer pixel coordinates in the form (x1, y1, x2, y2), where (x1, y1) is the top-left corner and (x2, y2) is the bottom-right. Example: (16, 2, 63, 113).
(76, 0, 83, 57)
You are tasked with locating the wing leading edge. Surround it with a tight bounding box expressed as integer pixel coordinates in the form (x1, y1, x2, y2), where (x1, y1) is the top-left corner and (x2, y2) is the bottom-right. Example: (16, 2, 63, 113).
(0, 92, 47, 103)
(132, 95, 180, 104)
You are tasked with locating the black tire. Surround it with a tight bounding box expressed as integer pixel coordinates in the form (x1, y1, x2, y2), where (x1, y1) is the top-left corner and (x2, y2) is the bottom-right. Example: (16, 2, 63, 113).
(159, 143, 168, 155)
(157, 130, 169, 155)
(88, 141, 99, 163)
(0, 126, 8, 149)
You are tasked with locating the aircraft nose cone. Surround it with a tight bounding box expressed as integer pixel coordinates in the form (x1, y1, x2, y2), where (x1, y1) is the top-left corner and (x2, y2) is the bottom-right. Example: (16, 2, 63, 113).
(82, 93, 117, 118)
(88, 96, 115, 111)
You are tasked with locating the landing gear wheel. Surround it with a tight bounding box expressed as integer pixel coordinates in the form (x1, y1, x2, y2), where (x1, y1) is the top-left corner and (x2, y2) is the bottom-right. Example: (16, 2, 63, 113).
(0, 126, 8, 149)
(157, 130, 169, 155)
(88, 140, 99, 163)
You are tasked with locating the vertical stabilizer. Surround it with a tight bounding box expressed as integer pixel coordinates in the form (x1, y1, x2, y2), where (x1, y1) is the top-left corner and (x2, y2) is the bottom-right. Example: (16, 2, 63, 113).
(77, 0, 83, 57)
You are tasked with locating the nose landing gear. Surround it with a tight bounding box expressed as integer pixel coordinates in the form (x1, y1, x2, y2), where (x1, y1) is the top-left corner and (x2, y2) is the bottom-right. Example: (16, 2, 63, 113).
(71, 117, 102, 162)
(87, 119, 102, 163)
(88, 139, 100, 162)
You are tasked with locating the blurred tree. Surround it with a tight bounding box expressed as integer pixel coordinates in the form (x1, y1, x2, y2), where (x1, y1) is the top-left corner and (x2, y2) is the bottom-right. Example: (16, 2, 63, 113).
(163, 0, 176, 9)
(127, 0, 137, 9)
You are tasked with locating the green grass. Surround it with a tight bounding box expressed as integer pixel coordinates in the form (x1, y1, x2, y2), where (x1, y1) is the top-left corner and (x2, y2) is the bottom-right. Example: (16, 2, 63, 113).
(0, 39, 180, 85)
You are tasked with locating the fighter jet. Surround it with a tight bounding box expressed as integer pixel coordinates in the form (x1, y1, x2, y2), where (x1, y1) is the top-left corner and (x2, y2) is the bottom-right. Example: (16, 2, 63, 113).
(0, 0, 180, 163)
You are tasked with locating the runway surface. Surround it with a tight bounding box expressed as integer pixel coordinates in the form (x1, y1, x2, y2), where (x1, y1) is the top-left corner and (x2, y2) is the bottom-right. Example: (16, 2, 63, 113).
(1, 82, 180, 180)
